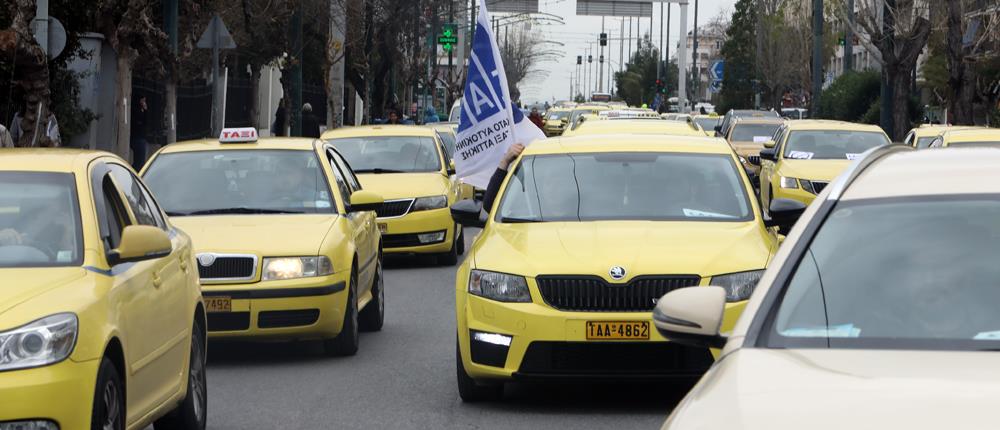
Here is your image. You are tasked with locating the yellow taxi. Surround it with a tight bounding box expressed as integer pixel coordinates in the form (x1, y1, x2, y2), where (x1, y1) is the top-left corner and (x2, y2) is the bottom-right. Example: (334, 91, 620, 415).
(424, 123, 475, 202)
(541, 108, 573, 137)
(902, 124, 978, 149)
(567, 105, 610, 131)
(448, 135, 792, 401)
(928, 128, 999, 148)
(562, 117, 707, 137)
(692, 113, 722, 137)
(323, 125, 465, 265)
(757, 120, 890, 211)
(724, 117, 784, 180)
(0, 150, 206, 429)
(141, 128, 385, 356)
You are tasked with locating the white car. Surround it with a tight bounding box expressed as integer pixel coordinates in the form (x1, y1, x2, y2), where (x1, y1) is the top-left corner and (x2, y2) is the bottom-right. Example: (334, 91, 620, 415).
(655, 145, 1000, 429)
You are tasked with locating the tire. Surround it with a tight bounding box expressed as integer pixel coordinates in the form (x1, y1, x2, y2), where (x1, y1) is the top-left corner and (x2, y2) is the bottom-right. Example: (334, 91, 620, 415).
(456, 339, 502, 402)
(91, 357, 125, 430)
(456, 225, 466, 256)
(437, 229, 460, 266)
(154, 320, 208, 430)
(359, 255, 384, 332)
(324, 269, 359, 356)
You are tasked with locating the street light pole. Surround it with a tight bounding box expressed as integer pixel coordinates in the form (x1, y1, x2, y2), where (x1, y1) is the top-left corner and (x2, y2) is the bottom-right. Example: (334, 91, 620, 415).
(692, 0, 699, 104)
(599, 17, 605, 92)
(811, 0, 823, 117)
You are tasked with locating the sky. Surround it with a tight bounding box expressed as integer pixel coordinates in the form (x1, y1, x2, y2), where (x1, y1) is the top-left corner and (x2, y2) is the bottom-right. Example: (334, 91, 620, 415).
(496, 0, 736, 104)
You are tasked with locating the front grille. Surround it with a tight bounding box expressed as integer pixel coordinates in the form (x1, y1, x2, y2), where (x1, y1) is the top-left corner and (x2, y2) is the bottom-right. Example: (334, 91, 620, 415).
(747, 155, 760, 165)
(517, 341, 713, 377)
(258, 309, 320, 328)
(536, 275, 701, 312)
(811, 181, 829, 194)
(207, 312, 250, 332)
(376, 199, 413, 218)
(197, 254, 257, 280)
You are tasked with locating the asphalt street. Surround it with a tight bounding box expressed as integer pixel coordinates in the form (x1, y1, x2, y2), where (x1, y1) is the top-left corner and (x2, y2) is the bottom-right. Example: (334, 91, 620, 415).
(196, 228, 694, 429)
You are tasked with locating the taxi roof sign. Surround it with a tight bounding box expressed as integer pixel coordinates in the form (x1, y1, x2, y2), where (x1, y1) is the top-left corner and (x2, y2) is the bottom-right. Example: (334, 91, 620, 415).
(219, 127, 258, 143)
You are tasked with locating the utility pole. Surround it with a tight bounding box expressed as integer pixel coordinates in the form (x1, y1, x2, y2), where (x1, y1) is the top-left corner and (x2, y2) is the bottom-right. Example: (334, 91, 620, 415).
(678, 1, 688, 112)
(290, 7, 303, 136)
(599, 17, 605, 92)
(447, 0, 454, 110)
(810, 0, 823, 118)
(163, 0, 178, 143)
(658, 2, 664, 80)
(627, 17, 633, 64)
(619, 17, 625, 72)
(844, 0, 854, 72)
(692, 0, 699, 104)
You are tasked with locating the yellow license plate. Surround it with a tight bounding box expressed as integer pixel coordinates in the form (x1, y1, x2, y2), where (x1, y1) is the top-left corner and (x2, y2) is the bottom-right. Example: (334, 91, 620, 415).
(586, 321, 649, 340)
(205, 297, 231, 313)
(377, 223, 387, 233)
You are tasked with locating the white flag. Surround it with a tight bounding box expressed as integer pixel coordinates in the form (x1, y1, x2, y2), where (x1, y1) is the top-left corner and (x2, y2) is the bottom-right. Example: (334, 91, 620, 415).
(454, 0, 546, 189)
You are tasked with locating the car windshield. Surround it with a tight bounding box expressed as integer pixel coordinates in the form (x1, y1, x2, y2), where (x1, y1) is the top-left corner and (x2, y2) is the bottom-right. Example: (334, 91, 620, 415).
(0, 172, 82, 267)
(436, 131, 456, 159)
(731, 123, 780, 142)
(329, 136, 441, 173)
(915, 136, 937, 148)
(694, 117, 720, 131)
(496, 152, 752, 222)
(783, 130, 888, 160)
(142, 150, 333, 215)
(547, 111, 570, 121)
(766, 197, 1000, 351)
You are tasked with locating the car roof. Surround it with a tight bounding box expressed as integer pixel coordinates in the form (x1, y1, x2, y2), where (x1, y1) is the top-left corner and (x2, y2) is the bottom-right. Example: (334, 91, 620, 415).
(940, 128, 1000, 143)
(910, 124, 980, 138)
(159, 136, 321, 154)
(321, 124, 439, 140)
(522, 134, 735, 156)
(843, 147, 1000, 200)
(783, 120, 886, 133)
(0, 148, 112, 172)
(570, 119, 706, 136)
(732, 117, 784, 125)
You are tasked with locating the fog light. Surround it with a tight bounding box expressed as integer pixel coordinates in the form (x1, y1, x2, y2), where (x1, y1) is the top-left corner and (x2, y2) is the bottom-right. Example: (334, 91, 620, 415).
(0, 421, 59, 430)
(417, 231, 446, 244)
(472, 331, 512, 346)
(469, 330, 512, 367)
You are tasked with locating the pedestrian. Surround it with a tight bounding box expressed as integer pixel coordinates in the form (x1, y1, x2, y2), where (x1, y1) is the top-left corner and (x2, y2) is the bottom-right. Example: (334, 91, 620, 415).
(700, 106, 707, 115)
(130, 95, 149, 169)
(424, 106, 440, 124)
(528, 108, 544, 130)
(0, 124, 12, 148)
(386, 109, 403, 125)
(272, 98, 287, 136)
(301, 103, 320, 138)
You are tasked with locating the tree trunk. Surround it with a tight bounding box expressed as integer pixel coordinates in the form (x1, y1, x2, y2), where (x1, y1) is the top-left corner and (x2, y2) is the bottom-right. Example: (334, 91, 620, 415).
(115, 49, 134, 159)
(248, 64, 261, 130)
(892, 68, 912, 141)
(165, 78, 177, 144)
(945, 0, 975, 125)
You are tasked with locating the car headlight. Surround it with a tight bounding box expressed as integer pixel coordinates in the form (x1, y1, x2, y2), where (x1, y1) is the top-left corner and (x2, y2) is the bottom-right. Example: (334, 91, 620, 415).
(712, 270, 765, 302)
(262, 256, 334, 281)
(412, 195, 448, 212)
(0, 313, 78, 371)
(469, 270, 531, 303)
(779, 176, 799, 189)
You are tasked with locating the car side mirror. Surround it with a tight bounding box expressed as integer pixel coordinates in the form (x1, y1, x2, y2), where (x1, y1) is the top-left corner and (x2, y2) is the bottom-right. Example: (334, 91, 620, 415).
(763, 139, 777, 149)
(348, 190, 384, 213)
(653, 286, 728, 349)
(765, 198, 807, 234)
(109, 225, 172, 266)
(759, 147, 777, 161)
(450, 199, 486, 229)
(714, 124, 722, 133)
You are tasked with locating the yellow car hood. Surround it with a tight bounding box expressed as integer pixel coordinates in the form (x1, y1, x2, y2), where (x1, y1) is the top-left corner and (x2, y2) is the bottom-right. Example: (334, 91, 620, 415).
(474, 221, 771, 281)
(778, 159, 851, 182)
(665, 348, 1000, 429)
(357, 172, 450, 200)
(730, 141, 765, 157)
(0, 267, 87, 317)
(171, 214, 338, 255)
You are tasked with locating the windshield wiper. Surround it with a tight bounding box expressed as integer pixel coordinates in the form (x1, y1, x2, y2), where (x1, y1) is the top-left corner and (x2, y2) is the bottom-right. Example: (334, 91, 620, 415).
(354, 168, 405, 174)
(500, 216, 541, 223)
(186, 207, 305, 215)
(165, 210, 190, 217)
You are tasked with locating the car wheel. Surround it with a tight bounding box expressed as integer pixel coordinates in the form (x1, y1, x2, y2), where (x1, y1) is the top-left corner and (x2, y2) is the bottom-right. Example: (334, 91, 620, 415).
(456, 225, 466, 256)
(359, 255, 384, 332)
(456, 338, 502, 402)
(437, 233, 459, 266)
(324, 269, 359, 356)
(154, 320, 207, 430)
(91, 357, 125, 430)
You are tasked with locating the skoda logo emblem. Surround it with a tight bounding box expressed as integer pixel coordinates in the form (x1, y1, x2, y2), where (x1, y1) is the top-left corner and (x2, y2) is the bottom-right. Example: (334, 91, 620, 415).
(197, 253, 217, 267)
(609, 266, 626, 281)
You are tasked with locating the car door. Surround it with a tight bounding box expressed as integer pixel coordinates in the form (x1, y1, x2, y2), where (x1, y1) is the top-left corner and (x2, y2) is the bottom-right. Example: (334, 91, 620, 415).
(325, 148, 375, 289)
(106, 163, 191, 406)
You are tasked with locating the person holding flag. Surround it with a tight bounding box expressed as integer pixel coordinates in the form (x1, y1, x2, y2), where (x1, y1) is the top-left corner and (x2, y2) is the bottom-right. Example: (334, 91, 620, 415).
(454, 0, 546, 194)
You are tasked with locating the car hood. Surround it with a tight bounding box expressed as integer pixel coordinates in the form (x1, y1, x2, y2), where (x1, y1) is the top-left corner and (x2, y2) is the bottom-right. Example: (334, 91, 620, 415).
(0, 267, 87, 317)
(665, 348, 1000, 429)
(778, 159, 851, 182)
(171, 214, 338, 255)
(473, 221, 772, 281)
(357, 172, 449, 201)
(730, 141, 765, 157)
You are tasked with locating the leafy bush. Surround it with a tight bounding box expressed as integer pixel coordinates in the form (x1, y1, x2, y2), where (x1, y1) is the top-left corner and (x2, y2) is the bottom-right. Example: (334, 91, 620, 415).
(818, 70, 881, 122)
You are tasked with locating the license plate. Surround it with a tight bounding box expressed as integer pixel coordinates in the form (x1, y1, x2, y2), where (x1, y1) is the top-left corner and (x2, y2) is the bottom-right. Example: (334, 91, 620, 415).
(205, 297, 231, 313)
(586, 321, 649, 340)
(377, 223, 387, 234)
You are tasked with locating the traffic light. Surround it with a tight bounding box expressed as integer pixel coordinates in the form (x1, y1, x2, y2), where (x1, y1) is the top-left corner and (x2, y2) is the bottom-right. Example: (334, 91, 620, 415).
(599, 55, 604, 64)
(655, 79, 667, 94)
(599, 33, 608, 46)
(577, 55, 582, 65)
(588, 55, 593, 63)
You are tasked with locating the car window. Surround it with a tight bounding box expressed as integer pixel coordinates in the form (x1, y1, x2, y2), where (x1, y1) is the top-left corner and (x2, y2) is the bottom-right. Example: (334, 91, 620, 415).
(731, 123, 782, 142)
(107, 164, 165, 229)
(142, 150, 334, 215)
(328, 136, 442, 173)
(328, 148, 362, 192)
(435, 131, 456, 159)
(783, 131, 889, 160)
(326, 150, 354, 208)
(99, 175, 131, 250)
(765, 197, 1000, 351)
(0, 172, 83, 267)
(496, 152, 752, 223)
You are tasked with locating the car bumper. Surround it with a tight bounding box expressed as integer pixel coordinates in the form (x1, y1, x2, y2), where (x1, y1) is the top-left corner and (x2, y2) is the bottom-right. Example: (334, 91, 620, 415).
(202, 274, 350, 340)
(0, 357, 100, 429)
(379, 208, 456, 254)
(543, 127, 565, 137)
(458, 293, 746, 381)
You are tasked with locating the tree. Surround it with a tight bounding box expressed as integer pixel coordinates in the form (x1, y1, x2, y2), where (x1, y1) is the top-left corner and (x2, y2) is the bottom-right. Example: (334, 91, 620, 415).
(718, 0, 757, 112)
(614, 38, 658, 107)
(0, 0, 53, 146)
(499, 22, 556, 104)
(944, 0, 998, 125)
(817, 70, 881, 122)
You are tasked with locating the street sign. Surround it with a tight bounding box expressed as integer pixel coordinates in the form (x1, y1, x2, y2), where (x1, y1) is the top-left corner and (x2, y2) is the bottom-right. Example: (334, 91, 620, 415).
(710, 79, 722, 93)
(577, 0, 654, 17)
(710, 60, 724, 81)
(196, 15, 236, 50)
(438, 24, 458, 51)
